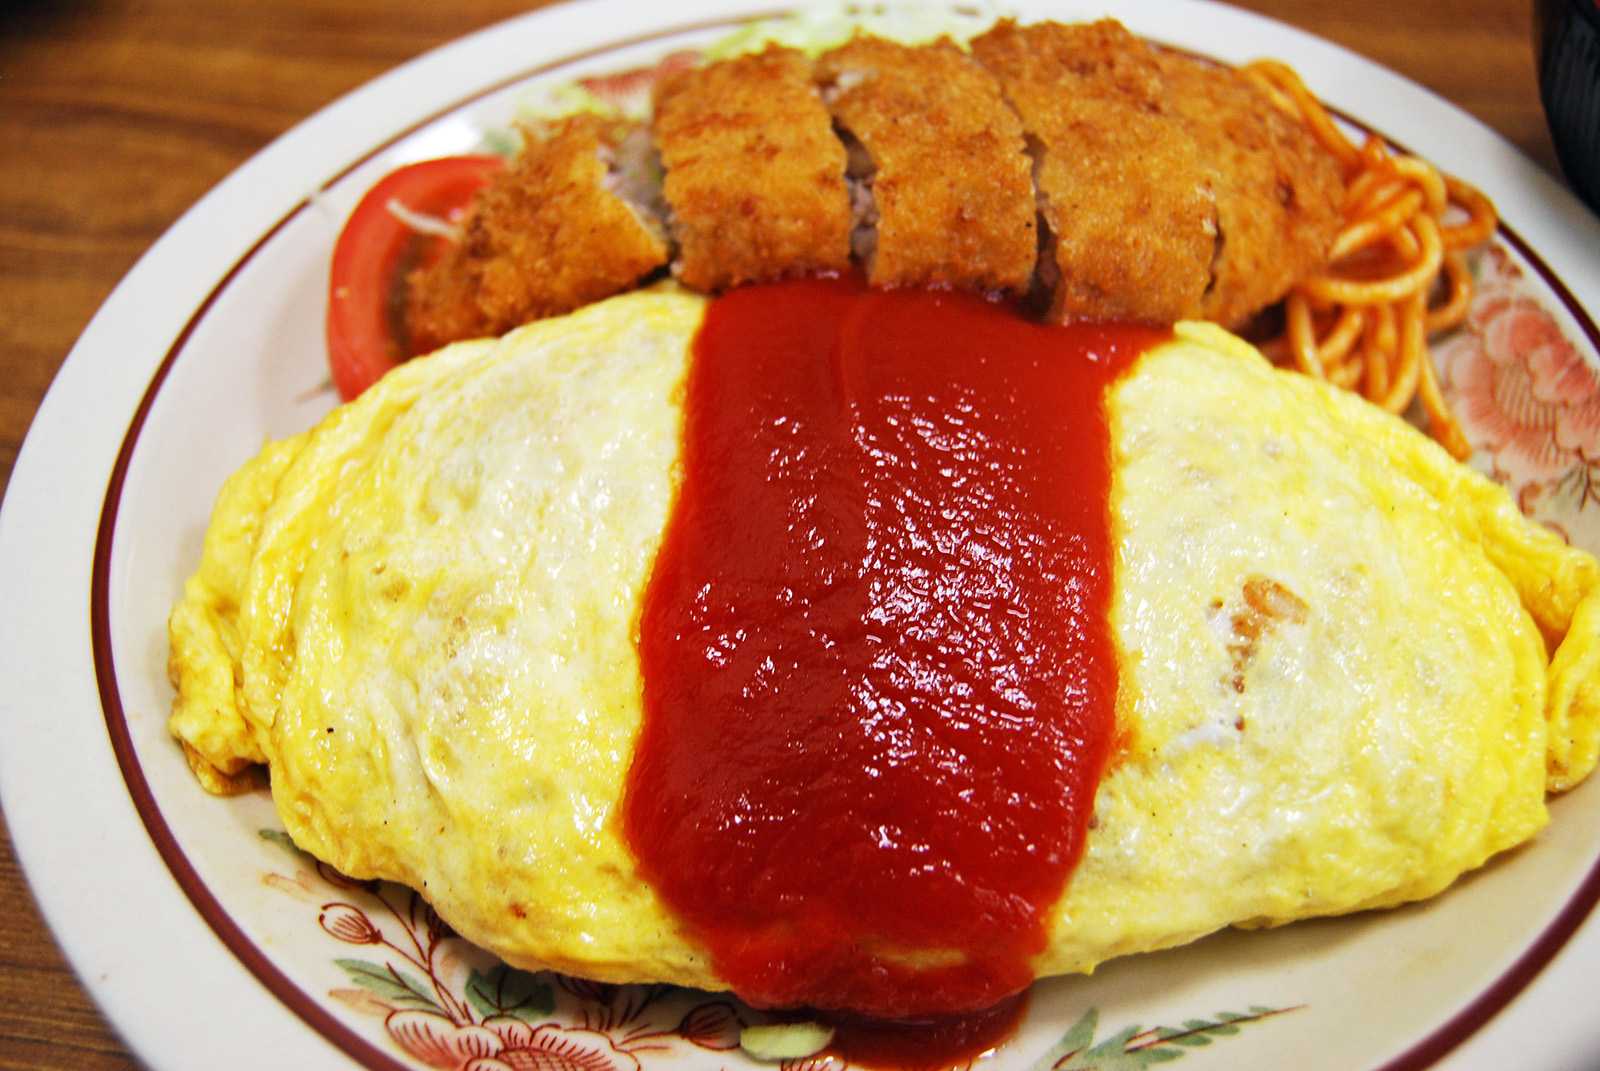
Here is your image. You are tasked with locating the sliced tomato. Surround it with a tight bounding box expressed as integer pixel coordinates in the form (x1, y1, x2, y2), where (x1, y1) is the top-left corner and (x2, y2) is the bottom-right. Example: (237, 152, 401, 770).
(326, 154, 504, 400)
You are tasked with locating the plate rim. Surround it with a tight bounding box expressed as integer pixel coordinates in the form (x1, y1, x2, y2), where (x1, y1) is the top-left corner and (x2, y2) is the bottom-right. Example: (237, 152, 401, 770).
(6, 1, 1600, 1068)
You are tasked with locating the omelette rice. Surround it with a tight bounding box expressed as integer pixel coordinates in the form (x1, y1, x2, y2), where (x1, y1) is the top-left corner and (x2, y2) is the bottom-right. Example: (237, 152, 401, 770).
(165, 11, 1576, 1026)
(168, 287, 1600, 1004)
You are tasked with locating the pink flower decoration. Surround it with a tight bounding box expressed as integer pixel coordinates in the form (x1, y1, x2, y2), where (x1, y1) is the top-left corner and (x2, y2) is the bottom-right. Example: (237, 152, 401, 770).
(318, 902, 382, 945)
(675, 1000, 743, 1051)
(556, 976, 619, 1005)
(388, 1010, 642, 1071)
(1438, 286, 1600, 485)
(387, 1010, 503, 1069)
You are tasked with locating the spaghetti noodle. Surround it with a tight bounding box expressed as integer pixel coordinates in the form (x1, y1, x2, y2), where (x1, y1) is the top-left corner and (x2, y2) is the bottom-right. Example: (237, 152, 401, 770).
(1242, 60, 1498, 459)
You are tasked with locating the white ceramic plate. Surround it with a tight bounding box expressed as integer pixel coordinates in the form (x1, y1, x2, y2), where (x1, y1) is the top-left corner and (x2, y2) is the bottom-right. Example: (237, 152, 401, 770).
(5, 2, 1600, 1069)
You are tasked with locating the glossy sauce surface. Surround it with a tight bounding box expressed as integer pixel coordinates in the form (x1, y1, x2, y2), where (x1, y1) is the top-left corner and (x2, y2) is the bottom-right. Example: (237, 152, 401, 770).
(625, 278, 1163, 1018)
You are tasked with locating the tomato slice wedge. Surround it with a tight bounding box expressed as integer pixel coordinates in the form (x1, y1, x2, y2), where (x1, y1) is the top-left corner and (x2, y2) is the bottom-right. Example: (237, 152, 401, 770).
(325, 155, 504, 400)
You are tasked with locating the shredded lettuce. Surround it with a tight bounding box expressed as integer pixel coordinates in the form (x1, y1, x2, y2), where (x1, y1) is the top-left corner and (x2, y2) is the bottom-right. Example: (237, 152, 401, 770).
(514, 80, 621, 127)
(502, 1, 1013, 135)
(702, 0, 1011, 58)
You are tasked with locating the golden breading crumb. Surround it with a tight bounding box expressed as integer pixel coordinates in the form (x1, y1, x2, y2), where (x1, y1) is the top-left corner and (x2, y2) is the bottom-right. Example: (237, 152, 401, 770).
(405, 115, 669, 354)
(1155, 50, 1343, 329)
(972, 19, 1219, 324)
(816, 36, 1036, 294)
(403, 20, 1342, 343)
(653, 46, 851, 292)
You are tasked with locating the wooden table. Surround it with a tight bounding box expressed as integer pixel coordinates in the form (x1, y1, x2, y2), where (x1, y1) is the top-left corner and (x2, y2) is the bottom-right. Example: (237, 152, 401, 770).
(0, 1, 1572, 1067)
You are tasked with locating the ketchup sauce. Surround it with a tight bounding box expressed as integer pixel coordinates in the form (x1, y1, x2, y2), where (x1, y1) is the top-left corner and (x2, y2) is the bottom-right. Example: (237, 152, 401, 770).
(826, 992, 1031, 1070)
(624, 278, 1164, 1021)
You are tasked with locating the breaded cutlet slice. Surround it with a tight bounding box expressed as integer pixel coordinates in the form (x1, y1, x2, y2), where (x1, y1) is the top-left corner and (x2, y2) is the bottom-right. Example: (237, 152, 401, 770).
(405, 115, 668, 354)
(653, 46, 851, 292)
(816, 36, 1036, 294)
(972, 19, 1218, 324)
(1156, 50, 1343, 329)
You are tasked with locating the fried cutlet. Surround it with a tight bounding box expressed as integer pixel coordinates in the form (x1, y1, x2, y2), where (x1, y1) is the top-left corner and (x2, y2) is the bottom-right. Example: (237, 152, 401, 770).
(403, 20, 1343, 349)
(1155, 50, 1343, 329)
(971, 19, 1220, 324)
(652, 45, 852, 292)
(816, 36, 1036, 294)
(404, 115, 669, 354)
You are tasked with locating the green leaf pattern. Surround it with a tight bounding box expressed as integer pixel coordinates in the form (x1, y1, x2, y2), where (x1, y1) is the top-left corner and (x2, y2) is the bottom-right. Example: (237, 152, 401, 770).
(272, 803, 1301, 1068)
(465, 963, 556, 1023)
(1031, 1006, 1297, 1071)
(258, 828, 308, 860)
(335, 958, 445, 1015)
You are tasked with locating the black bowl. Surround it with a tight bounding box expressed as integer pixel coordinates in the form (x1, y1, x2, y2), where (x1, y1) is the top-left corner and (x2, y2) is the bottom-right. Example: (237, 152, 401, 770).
(1537, 0, 1600, 213)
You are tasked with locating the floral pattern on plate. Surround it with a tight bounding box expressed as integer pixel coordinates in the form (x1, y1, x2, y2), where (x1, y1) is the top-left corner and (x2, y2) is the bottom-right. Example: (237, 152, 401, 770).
(261, 830, 1300, 1070)
(1437, 244, 1600, 545)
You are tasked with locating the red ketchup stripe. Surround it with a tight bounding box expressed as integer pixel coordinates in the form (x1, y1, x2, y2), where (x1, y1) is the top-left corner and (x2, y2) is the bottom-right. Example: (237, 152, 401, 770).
(624, 277, 1163, 1020)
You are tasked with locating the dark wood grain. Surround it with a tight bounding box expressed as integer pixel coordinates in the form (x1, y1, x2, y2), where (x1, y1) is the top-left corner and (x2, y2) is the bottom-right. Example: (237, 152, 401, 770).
(0, 2, 1570, 1068)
